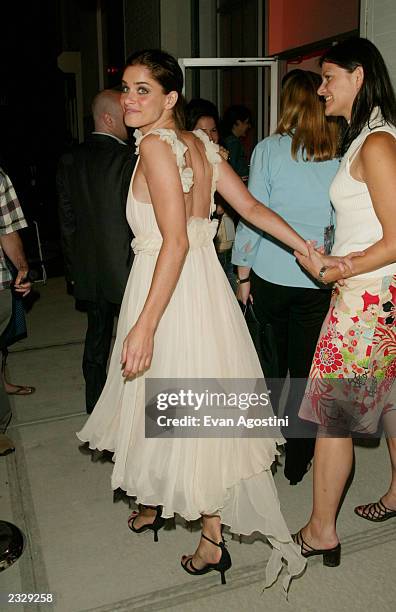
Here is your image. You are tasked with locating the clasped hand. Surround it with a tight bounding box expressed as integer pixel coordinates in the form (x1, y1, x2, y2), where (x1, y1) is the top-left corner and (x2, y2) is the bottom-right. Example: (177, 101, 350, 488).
(294, 241, 365, 284)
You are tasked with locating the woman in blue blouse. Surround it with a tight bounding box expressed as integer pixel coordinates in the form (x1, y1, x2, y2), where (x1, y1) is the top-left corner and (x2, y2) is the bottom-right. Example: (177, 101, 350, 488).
(232, 70, 340, 485)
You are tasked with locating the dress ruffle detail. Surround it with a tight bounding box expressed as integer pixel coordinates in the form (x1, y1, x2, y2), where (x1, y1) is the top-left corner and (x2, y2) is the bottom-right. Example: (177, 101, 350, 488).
(132, 217, 218, 255)
(186, 217, 218, 248)
(193, 129, 222, 165)
(193, 129, 222, 215)
(219, 472, 306, 597)
(180, 167, 194, 193)
(134, 128, 194, 193)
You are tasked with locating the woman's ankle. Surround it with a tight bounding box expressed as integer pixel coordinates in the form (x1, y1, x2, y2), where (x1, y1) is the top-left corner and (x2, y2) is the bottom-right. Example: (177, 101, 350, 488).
(382, 491, 396, 509)
(306, 517, 338, 546)
(140, 505, 157, 517)
(201, 515, 222, 543)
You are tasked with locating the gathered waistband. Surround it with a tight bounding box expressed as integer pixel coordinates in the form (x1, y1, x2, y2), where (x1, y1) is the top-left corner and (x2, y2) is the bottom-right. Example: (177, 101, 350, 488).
(132, 217, 218, 255)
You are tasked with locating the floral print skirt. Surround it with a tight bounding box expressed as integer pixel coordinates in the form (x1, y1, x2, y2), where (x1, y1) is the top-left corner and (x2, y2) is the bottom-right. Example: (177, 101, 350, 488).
(299, 275, 396, 436)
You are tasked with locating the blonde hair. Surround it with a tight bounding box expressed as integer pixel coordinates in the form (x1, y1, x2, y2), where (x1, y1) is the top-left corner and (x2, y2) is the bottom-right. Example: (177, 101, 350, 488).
(276, 70, 339, 161)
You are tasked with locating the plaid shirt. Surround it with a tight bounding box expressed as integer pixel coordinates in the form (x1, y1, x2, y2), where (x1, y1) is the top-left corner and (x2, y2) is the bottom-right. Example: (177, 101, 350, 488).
(0, 168, 28, 290)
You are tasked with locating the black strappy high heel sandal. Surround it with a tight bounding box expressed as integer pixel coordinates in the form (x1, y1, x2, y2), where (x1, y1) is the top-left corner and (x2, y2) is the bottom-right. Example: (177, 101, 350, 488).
(127, 505, 165, 542)
(181, 533, 232, 584)
(292, 529, 341, 567)
(354, 498, 396, 522)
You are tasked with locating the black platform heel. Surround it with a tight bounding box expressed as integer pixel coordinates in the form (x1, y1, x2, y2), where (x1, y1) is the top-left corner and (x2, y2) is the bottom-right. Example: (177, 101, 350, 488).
(292, 529, 341, 567)
(181, 533, 232, 584)
(128, 506, 165, 542)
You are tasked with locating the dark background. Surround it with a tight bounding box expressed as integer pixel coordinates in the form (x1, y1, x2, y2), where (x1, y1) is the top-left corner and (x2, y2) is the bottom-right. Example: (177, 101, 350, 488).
(0, 1, 125, 276)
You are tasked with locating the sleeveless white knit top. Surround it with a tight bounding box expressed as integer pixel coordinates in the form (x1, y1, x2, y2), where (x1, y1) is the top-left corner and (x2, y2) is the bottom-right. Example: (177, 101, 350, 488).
(330, 108, 396, 279)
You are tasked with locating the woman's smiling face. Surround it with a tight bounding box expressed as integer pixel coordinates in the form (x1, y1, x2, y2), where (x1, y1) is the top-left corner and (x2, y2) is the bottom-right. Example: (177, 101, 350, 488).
(317, 61, 363, 122)
(194, 116, 219, 143)
(121, 64, 176, 132)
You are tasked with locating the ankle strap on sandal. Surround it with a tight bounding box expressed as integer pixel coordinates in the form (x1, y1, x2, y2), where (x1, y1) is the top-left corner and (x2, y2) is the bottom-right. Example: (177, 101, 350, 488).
(201, 533, 224, 547)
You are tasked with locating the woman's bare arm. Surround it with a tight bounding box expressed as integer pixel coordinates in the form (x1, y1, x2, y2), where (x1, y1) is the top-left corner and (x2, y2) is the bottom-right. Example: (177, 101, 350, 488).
(122, 135, 189, 376)
(346, 132, 396, 272)
(216, 160, 309, 257)
(296, 132, 396, 282)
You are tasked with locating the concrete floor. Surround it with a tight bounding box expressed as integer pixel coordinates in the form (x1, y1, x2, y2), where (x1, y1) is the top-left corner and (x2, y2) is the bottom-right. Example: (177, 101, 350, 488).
(1, 277, 395, 612)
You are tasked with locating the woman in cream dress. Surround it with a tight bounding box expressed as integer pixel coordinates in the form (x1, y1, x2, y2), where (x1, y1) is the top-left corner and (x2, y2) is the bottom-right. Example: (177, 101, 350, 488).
(77, 49, 323, 589)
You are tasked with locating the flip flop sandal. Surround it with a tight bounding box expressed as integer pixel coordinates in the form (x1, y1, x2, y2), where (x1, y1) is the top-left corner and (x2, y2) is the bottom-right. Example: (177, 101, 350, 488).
(6, 385, 36, 396)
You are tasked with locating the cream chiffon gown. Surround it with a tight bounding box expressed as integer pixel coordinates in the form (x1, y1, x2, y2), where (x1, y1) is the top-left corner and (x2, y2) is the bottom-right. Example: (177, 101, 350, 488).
(77, 128, 305, 590)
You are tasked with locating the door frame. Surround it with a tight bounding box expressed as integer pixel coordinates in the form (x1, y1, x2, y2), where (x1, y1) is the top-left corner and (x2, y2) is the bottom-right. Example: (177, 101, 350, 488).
(178, 57, 279, 140)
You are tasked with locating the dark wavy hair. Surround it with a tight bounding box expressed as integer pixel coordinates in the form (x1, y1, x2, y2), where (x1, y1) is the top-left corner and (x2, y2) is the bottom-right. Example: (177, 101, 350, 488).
(125, 49, 185, 129)
(222, 105, 252, 137)
(184, 98, 220, 132)
(320, 37, 396, 154)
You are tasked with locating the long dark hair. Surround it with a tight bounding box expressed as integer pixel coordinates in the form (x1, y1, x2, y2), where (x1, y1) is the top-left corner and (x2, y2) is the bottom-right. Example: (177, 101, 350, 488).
(125, 49, 185, 129)
(277, 70, 339, 161)
(320, 37, 396, 154)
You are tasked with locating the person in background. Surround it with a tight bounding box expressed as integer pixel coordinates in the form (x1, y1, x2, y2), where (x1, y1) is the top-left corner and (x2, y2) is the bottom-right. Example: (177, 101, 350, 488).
(1, 262, 35, 396)
(293, 37, 396, 566)
(0, 167, 31, 456)
(57, 89, 136, 414)
(185, 98, 222, 146)
(185, 98, 236, 288)
(222, 104, 252, 181)
(232, 70, 340, 485)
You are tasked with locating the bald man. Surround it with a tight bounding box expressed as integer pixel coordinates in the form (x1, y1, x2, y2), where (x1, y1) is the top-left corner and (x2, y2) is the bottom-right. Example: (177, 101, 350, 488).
(57, 89, 136, 413)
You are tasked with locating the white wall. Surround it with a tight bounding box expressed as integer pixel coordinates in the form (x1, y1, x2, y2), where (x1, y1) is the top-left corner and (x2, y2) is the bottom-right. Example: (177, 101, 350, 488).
(361, 0, 396, 88)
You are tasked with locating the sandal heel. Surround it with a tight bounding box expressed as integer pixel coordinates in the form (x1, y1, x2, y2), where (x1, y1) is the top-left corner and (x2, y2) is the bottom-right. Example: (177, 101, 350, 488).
(181, 533, 232, 584)
(152, 517, 165, 542)
(293, 529, 341, 568)
(128, 506, 165, 542)
(323, 544, 341, 567)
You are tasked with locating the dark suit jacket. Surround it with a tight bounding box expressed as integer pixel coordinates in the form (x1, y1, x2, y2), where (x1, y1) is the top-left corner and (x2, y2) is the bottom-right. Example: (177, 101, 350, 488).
(57, 134, 137, 304)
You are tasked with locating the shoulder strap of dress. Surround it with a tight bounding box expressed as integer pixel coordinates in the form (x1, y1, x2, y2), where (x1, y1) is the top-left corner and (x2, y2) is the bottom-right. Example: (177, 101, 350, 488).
(347, 132, 367, 165)
(193, 129, 222, 165)
(133, 128, 193, 193)
(134, 127, 186, 157)
(193, 129, 222, 216)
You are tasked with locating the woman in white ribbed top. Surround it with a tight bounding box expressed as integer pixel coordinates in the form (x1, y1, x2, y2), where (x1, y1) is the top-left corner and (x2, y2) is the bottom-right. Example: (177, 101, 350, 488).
(292, 37, 396, 566)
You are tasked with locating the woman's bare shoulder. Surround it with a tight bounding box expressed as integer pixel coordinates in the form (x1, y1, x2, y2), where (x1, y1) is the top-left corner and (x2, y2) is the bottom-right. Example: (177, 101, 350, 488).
(359, 130, 396, 183)
(361, 130, 396, 158)
(139, 132, 176, 155)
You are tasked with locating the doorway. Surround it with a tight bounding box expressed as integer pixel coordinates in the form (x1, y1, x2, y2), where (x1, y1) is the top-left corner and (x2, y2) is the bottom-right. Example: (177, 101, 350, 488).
(178, 57, 279, 155)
